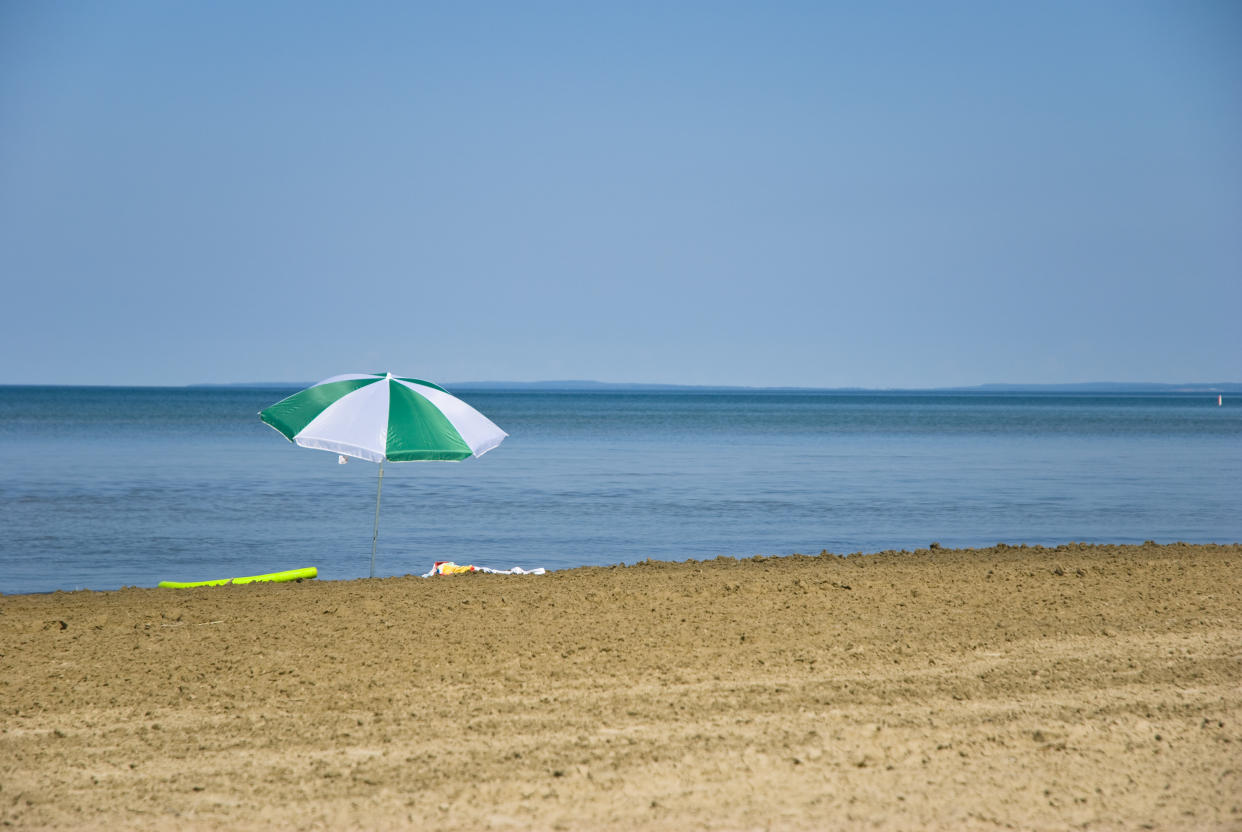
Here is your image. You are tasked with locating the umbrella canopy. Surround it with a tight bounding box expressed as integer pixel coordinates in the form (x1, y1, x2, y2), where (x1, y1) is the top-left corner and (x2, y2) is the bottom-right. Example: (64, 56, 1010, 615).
(259, 372, 507, 577)
(259, 372, 506, 462)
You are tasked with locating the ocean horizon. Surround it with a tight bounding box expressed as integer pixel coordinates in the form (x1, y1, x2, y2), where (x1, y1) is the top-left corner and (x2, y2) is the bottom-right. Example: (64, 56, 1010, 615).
(5, 379, 1241, 393)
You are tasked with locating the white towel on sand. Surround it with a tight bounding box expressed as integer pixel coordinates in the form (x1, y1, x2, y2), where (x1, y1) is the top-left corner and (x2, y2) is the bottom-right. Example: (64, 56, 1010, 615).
(420, 561, 547, 578)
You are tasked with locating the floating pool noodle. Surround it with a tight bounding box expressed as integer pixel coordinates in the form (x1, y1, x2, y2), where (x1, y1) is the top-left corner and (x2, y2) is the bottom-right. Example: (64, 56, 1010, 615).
(158, 567, 317, 588)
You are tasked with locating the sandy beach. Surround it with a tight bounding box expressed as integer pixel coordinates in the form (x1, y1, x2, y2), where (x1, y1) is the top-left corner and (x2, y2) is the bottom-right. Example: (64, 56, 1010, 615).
(2, 542, 1238, 830)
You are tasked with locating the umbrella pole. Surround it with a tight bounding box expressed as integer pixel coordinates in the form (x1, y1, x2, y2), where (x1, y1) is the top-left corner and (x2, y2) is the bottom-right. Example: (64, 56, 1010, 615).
(369, 461, 384, 578)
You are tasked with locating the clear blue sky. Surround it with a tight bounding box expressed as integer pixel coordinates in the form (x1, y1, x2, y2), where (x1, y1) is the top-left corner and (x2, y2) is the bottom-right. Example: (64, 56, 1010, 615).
(2, 1, 1238, 387)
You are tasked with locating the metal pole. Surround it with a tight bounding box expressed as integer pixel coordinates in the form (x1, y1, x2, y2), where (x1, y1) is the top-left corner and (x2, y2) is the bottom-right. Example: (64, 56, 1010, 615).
(369, 460, 384, 578)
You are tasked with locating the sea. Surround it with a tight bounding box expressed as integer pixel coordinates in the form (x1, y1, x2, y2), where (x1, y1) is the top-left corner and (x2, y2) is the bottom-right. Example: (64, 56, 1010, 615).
(1, 386, 1239, 595)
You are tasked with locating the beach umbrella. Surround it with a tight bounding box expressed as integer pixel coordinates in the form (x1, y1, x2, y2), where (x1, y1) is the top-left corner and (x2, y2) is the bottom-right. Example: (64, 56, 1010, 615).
(259, 372, 507, 577)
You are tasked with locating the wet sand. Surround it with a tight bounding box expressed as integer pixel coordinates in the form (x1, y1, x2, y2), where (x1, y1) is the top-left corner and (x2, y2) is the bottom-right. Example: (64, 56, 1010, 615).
(2, 543, 1239, 830)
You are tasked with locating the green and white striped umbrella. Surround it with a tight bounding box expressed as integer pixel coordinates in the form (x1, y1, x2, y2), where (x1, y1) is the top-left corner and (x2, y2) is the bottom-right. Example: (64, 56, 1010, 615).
(259, 372, 507, 577)
(259, 372, 506, 463)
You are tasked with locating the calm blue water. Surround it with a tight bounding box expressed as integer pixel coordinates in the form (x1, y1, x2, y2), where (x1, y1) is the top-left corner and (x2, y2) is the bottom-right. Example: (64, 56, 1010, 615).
(1, 386, 1239, 595)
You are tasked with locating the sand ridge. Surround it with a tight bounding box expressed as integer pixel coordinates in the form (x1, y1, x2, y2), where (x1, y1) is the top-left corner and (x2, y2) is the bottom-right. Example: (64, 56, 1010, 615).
(1, 543, 1239, 830)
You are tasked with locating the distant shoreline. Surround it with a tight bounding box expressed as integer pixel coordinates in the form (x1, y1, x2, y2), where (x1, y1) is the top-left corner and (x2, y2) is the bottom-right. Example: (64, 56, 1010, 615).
(1, 380, 1237, 394)
(441, 380, 1242, 394)
(4, 380, 1231, 393)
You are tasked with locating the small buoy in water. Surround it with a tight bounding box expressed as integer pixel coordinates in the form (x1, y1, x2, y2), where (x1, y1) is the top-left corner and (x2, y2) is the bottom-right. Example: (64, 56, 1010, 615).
(1219, 395, 1224, 406)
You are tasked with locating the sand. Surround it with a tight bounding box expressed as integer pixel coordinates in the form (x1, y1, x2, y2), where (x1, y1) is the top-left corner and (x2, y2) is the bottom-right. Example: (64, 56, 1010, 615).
(1, 542, 1239, 831)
